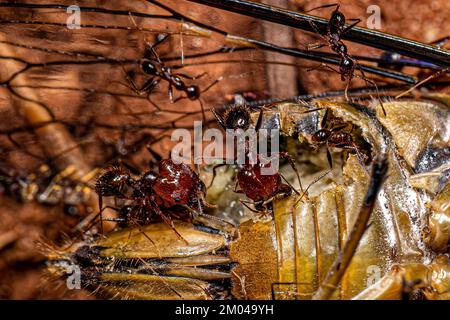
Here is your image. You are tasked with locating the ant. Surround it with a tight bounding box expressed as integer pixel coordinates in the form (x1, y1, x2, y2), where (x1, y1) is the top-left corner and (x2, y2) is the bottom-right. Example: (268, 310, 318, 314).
(308, 108, 367, 169)
(123, 33, 218, 121)
(305, 4, 386, 115)
(94, 158, 214, 239)
(211, 105, 303, 214)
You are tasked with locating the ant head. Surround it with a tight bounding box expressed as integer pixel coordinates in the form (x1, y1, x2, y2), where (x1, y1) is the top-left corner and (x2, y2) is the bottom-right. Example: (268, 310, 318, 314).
(141, 60, 157, 75)
(312, 129, 330, 143)
(222, 105, 252, 131)
(186, 85, 200, 100)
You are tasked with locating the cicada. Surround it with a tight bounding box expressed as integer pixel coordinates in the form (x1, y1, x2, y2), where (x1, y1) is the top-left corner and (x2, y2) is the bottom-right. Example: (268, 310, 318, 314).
(46, 93, 450, 300)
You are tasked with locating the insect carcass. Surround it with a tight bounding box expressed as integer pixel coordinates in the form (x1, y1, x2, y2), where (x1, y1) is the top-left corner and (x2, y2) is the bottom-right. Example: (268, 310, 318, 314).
(46, 95, 450, 300)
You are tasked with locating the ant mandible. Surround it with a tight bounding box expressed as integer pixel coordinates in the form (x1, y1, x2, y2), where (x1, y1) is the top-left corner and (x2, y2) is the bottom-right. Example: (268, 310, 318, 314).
(94, 158, 214, 239)
(211, 105, 303, 214)
(305, 4, 386, 115)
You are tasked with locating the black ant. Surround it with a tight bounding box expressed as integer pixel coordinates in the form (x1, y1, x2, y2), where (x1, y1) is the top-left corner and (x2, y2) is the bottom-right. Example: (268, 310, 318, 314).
(123, 33, 218, 120)
(211, 105, 303, 214)
(308, 108, 367, 169)
(305, 4, 386, 115)
(94, 158, 214, 239)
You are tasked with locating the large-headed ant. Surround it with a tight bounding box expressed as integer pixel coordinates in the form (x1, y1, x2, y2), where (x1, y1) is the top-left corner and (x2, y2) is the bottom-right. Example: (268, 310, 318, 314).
(94, 158, 214, 239)
(124, 33, 218, 121)
(211, 105, 302, 214)
(305, 4, 386, 115)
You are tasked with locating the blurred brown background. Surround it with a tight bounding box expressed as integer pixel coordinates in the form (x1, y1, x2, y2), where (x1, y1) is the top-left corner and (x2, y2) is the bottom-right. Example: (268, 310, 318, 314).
(0, 0, 448, 299)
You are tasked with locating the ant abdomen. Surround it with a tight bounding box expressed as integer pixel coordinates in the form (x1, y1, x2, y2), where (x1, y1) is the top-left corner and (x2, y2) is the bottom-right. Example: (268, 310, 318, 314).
(186, 85, 200, 100)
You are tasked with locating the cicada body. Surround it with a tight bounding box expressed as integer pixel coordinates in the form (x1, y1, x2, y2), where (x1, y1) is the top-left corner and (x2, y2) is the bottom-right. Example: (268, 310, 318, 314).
(46, 222, 231, 300)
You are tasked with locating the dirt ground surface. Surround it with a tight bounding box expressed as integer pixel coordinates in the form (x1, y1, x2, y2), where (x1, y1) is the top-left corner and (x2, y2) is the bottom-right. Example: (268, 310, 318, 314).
(0, 0, 448, 299)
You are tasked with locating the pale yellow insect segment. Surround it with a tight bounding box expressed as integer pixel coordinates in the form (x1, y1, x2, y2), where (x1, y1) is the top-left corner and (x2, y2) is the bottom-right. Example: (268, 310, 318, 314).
(97, 222, 226, 259)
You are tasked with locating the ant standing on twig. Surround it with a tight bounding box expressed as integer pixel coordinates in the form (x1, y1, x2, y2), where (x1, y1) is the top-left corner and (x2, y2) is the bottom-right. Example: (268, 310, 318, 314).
(304, 4, 386, 115)
(211, 105, 303, 215)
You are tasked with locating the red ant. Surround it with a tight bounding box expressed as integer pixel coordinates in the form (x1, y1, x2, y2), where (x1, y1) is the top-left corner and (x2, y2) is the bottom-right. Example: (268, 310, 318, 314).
(94, 159, 214, 239)
(305, 4, 386, 115)
(211, 105, 303, 214)
(308, 108, 367, 169)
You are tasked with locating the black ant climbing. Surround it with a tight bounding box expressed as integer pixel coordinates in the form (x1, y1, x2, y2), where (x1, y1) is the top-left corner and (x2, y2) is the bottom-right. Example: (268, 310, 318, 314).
(305, 4, 386, 115)
(211, 105, 303, 214)
(308, 108, 367, 169)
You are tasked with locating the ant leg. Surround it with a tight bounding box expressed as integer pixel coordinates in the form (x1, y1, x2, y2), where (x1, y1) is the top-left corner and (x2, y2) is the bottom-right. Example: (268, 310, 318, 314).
(279, 173, 301, 195)
(431, 36, 449, 48)
(168, 84, 174, 103)
(342, 19, 361, 34)
(141, 77, 160, 94)
(198, 98, 207, 125)
(307, 42, 327, 50)
(143, 34, 171, 62)
(82, 205, 121, 234)
(208, 163, 228, 188)
(240, 199, 260, 214)
(353, 64, 386, 116)
(211, 108, 227, 130)
(303, 20, 329, 49)
(201, 76, 224, 95)
(255, 106, 268, 132)
(294, 170, 331, 206)
(177, 72, 208, 80)
(278, 151, 303, 193)
(151, 200, 188, 244)
(395, 67, 450, 100)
